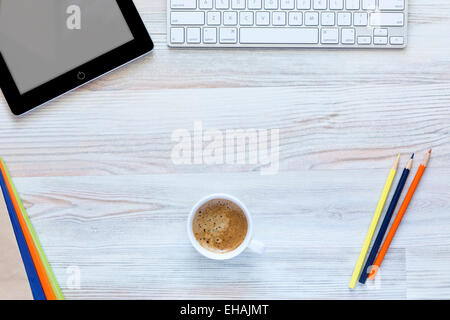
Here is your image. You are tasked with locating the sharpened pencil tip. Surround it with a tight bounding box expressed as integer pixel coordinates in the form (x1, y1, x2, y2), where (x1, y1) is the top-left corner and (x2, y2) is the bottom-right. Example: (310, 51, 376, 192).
(393, 154, 401, 169)
(411, 153, 414, 159)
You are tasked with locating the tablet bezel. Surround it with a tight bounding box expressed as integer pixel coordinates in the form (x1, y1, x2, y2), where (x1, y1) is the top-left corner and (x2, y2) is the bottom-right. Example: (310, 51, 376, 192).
(0, 0, 153, 115)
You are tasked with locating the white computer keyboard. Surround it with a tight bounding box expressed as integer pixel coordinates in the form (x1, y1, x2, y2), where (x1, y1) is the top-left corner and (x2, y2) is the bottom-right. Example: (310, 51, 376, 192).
(168, 0, 407, 48)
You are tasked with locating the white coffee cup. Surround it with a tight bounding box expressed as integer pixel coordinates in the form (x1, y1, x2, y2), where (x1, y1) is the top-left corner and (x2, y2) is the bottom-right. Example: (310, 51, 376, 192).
(187, 193, 265, 260)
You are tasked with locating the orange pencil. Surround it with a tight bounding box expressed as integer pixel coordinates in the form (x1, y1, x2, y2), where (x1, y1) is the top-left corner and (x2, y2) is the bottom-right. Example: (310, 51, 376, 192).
(369, 149, 432, 280)
(0, 162, 56, 300)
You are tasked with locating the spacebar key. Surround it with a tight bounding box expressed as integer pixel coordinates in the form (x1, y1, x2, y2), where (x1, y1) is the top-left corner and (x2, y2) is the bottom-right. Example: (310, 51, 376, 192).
(240, 28, 319, 44)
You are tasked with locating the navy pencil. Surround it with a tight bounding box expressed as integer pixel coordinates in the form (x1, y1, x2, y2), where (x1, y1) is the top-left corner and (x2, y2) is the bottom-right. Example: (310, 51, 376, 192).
(359, 153, 414, 284)
(0, 170, 45, 300)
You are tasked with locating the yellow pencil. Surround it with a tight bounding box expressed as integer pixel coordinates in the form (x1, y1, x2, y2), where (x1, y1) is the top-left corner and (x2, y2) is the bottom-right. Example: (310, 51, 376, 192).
(348, 155, 400, 289)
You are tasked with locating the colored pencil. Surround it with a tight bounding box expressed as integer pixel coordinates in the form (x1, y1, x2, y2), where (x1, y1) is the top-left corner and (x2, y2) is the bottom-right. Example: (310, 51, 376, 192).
(349, 155, 400, 289)
(0, 168, 45, 300)
(369, 149, 432, 280)
(1, 159, 65, 299)
(0, 160, 56, 300)
(359, 153, 414, 284)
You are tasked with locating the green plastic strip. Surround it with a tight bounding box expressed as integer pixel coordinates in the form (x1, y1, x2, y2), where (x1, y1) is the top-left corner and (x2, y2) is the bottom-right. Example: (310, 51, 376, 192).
(1, 158, 65, 300)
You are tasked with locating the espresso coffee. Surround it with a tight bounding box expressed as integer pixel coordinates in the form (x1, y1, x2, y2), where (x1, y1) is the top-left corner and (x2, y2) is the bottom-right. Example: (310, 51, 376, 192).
(192, 199, 248, 253)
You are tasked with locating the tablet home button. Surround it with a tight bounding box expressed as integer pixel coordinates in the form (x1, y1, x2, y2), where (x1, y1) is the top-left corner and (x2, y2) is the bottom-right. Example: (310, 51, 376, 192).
(77, 72, 86, 80)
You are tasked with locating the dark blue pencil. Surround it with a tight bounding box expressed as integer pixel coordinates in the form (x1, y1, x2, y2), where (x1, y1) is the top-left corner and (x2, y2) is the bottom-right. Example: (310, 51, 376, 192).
(0, 170, 45, 300)
(359, 153, 414, 284)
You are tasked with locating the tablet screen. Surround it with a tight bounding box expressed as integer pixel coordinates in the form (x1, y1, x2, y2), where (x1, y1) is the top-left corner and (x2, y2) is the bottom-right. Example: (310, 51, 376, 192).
(0, 0, 134, 94)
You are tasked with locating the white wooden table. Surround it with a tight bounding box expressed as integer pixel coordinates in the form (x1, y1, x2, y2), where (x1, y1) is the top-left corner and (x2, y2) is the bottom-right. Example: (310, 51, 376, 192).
(1, 0, 449, 299)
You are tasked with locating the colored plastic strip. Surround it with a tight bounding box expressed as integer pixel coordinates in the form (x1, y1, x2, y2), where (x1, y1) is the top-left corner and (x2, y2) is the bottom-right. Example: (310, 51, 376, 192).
(0, 160, 56, 299)
(0, 167, 45, 300)
(1, 159, 65, 300)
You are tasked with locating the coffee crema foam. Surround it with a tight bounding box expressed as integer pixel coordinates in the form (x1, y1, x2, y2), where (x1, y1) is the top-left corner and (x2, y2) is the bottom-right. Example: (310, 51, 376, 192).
(193, 199, 248, 253)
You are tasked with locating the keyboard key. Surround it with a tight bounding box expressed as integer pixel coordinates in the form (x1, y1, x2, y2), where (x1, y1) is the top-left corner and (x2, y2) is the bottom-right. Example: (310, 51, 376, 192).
(346, 0, 359, 10)
(273, 12, 287, 25)
(240, 12, 254, 25)
(362, 0, 376, 9)
(224, 11, 238, 25)
(265, 0, 279, 9)
(370, 13, 404, 26)
(199, 0, 213, 9)
(220, 28, 238, 43)
(203, 28, 217, 44)
(248, 0, 263, 9)
(337, 12, 351, 26)
(321, 12, 335, 26)
(187, 28, 201, 43)
(171, 12, 205, 25)
(207, 11, 221, 25)
(374, 28, 388, 36)
(297, 0, 311, 9)
(231, 0, 246, 9)
(321, 28, 339, 44)
(379, 0, 405, 10)
(203, 28, 217, 43)
(256, 12, 270, 25)
(281, 0, 295, 9)
(354, 12, 368, 26)
(216, 0, 230, 9)
(240, 28, 319, 44)
(357, 36, 371, 44)
(171, 0, 196, 9)
(374, 36, 388, 45)
(305, 12, 319, 25)
(170, 28, 185, 43)
(390, 36, 404, 45)
(314, 0, 327, 10)
(341, 28, 355, 44)
(330, 0, 344, 10)
(289, 12, 303, 25)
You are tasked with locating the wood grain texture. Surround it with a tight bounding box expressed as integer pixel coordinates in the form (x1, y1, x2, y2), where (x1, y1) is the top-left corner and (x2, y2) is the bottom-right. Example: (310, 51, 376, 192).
(13, 170, 450, 299)
(0, 0, 449, 299)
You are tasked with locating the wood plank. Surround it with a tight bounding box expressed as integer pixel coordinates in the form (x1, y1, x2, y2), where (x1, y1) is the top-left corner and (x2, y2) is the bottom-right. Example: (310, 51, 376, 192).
(1, 86, 449, 177)
(13, 170, 450, 299)
(406, 247, 450, 299)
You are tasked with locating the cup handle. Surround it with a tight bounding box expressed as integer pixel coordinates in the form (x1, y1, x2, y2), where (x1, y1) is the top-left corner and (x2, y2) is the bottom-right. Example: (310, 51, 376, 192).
(248, 239, 265, 255)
